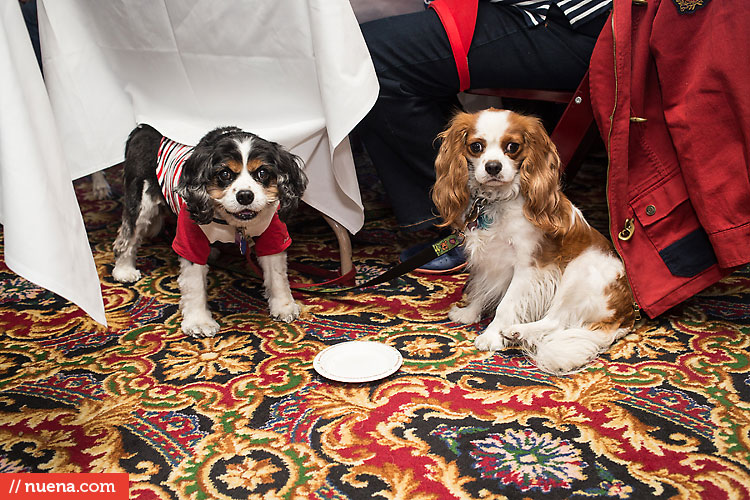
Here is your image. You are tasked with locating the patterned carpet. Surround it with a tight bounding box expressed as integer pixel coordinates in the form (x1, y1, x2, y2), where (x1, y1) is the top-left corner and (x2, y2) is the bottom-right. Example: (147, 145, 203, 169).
(1, 148, 749, 500)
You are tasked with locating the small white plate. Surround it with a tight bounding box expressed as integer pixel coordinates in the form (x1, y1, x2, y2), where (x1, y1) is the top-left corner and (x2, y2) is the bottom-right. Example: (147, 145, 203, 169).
(313, 341, 403, 383)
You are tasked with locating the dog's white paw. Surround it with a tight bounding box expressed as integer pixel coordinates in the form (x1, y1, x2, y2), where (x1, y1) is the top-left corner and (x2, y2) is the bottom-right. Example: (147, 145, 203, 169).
(112, 265, 141, 283)
(181, 316, 220, 337)
(474, 330, 510, 351)
(91, 171, 112, 200)
(270, 299, 300, 323)
(505, 323, 549, 346)
(449, 304, 481, 324)
(531, 333, 604, 375)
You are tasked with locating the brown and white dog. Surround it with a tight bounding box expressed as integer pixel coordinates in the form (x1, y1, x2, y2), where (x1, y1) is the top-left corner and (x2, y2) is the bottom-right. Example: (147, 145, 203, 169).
(112, 124, 307, 337)
(432, 109, 635, 374)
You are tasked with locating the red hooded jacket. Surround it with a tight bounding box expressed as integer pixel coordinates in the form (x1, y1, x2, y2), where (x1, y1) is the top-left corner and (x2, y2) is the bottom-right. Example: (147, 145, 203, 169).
(589, 0, 750, 317)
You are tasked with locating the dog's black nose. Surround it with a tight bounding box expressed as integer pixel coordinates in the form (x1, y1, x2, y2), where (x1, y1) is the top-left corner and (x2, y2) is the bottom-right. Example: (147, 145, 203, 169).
(236, 190, 254, 206)
(485, 161, 502, 177)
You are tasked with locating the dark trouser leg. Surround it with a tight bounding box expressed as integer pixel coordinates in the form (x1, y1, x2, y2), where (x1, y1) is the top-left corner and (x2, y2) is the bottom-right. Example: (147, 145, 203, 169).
(357, 3, 605, 232)
(20, 0, 42, 73)
(357, 7, 460, 231)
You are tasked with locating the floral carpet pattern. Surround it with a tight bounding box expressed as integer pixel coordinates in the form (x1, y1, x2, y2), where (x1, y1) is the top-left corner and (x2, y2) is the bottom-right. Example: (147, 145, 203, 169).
(1, 154, 749, 499)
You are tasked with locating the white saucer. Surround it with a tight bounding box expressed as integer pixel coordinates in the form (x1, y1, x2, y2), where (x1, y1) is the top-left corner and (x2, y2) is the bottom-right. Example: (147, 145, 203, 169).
(313, 341, 403, 383)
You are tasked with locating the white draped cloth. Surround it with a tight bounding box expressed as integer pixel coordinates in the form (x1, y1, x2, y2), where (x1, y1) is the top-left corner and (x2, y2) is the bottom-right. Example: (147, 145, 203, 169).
(0, 0, 377, 326)
(0, 0, 106, 325)
(40, 0, 378, 234)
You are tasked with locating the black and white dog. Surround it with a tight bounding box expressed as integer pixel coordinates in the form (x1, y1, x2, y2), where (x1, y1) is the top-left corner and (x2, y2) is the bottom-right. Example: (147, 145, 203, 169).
(112, 124, 308, 337)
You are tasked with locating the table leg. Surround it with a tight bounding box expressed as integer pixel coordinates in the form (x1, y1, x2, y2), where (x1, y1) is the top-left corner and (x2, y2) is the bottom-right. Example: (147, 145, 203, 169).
(322, 215, 353, 275)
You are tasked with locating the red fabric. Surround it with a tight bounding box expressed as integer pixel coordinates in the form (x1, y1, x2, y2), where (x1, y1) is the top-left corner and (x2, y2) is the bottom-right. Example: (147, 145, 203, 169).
(172, 202, 292, 265)
(589, 0, 750, 317)
(429, 0, 478, 91)
(253, 212, 292, 257)
(172, 206, 212, 265)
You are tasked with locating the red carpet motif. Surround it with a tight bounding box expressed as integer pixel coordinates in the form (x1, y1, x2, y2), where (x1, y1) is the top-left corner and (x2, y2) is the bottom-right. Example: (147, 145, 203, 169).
(0, 157, 749, 499)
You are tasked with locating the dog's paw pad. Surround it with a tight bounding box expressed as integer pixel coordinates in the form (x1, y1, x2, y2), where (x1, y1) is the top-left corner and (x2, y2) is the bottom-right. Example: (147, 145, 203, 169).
(181, 318, 220, 337)
(474, 331, 508, 352)
(270, 301, 300, 323)
(113, 266, 141, 283)
(503, 329, 521, 341)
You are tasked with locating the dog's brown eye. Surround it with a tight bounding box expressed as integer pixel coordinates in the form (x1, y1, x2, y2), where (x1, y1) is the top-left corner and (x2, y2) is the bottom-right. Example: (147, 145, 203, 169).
(469, 142, 484, 154)
(255, 167, 271, 183)
(217, 168, 234, 183)
(505, 142, 520, 154)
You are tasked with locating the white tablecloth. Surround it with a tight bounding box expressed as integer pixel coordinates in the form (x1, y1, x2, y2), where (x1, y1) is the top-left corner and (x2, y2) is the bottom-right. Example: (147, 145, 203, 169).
(39, 0, 378, 234)
(0, 0, 377, 326)
(0, 0, 106, 325)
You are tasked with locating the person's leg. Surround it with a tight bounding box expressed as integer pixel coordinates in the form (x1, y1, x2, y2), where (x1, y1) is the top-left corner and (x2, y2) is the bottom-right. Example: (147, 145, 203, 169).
(357, 3, 605, 234)
(357, 8, 460, 232)
(20, 0, 42, 72)
(468, 4, 604, 91)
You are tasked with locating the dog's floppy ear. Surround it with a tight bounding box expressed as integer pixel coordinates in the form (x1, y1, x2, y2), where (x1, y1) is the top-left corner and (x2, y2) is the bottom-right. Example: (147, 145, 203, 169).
(177, 135, 226, 225)
(432, 111, 474, 229)
(518, 116, 565, 235)
(272, 145, 307, 221)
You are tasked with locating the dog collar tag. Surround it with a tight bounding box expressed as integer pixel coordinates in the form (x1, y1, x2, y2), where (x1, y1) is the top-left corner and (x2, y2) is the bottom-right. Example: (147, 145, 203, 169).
(465, 199, 492, 231)
(236, 233, 247, 255)
(477, 212, 493, 230)
(467, 212, 492, 231)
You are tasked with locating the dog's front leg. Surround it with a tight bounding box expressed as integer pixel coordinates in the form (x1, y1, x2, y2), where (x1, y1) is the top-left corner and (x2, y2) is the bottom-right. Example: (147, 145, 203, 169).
(474, 266, 537, 351)
(449, 278, 489, 324)
(450, 268, 513, 325)
(91, 171, 112, 200)
(177, 257, 220, 337)
(258, 252, 300, 322)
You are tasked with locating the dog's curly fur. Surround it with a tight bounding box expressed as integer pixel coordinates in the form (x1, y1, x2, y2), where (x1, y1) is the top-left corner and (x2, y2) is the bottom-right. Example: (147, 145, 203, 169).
(113, 124, 307, 337)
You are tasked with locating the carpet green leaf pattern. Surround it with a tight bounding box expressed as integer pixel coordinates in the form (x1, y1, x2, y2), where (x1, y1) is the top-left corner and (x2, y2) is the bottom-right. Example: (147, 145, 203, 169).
(1, 155, 749, 499)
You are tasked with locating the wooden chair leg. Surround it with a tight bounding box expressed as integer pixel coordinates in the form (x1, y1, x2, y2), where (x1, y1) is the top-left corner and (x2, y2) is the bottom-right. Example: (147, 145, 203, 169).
(468, 71, 598, 183)
(322, 215, 353, 275)
(550, 72, 595, 180)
